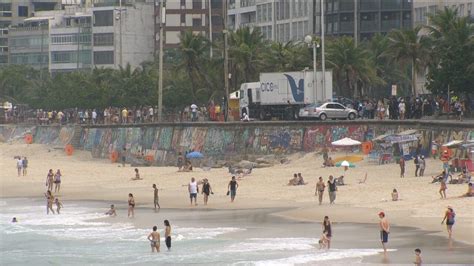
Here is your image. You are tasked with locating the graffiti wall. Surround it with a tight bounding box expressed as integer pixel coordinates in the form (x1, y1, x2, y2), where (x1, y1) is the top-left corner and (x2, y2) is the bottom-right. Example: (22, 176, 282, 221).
(1, 123, 472, 165)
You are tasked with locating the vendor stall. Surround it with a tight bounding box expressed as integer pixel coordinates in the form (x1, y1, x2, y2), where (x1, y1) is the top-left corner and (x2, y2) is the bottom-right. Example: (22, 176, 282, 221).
(370, 130, 420, 164)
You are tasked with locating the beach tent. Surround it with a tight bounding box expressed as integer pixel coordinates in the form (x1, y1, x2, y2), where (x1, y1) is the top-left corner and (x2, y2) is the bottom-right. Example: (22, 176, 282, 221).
(331, 137, 362, 146)
(186, 151, 204, 159)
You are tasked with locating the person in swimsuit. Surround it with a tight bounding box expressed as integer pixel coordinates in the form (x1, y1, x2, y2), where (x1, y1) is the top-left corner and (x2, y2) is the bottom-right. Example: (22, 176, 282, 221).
(46, 169, 54, 191)
(322, 216, 332, 249)
(11, 217, 18, 223)
(315, 177, 325, 205)
(201, 179, 213, 205)
(414, 248, 422, 266)
(164, 220, 171, 251)
(131, 168, 143, 180)
(128, 193, 135, 218)
(391, 189, 399, 201)
(439, 178, 447, 199)
(55, 198, 63, 214)
(44, 190, 55, 214)
(153, 184, 160, 210)
(147, 226, 160, 253)
(105, 204, 117, 216)
(441, 206, 455, 239)
(228, 176, 238, 203)
(378, 211, 390, 254)
(318, 230, 329, 249)
(54, 169, 62, 193)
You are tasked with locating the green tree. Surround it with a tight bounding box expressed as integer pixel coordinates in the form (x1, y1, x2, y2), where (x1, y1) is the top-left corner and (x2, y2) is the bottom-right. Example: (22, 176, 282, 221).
(388, 26, 430, 96)
(262, 41, 311, 72)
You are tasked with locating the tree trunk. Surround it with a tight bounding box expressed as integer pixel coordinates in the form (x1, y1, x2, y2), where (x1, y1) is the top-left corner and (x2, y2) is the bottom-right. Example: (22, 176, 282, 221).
(412, 58, 417, 96)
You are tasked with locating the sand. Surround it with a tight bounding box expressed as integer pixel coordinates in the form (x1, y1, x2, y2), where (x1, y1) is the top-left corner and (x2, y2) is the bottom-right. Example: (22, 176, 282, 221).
(1, 142, 473, 246)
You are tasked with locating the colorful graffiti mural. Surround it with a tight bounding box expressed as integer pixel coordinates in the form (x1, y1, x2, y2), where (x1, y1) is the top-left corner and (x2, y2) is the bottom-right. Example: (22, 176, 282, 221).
(1, 123, 472, 166)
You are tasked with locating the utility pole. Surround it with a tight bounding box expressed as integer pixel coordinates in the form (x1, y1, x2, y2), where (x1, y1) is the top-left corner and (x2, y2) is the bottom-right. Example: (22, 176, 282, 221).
(77, 18, 81, 70)
(321, 0, 326, 101)
(208, 0, 213, 58)
(354, 0, 358, 97)
(158, 0, 165, 122)
(223, 0, 229, 121)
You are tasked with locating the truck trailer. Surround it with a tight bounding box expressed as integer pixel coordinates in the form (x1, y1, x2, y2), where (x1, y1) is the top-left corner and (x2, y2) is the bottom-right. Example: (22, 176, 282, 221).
(239, 71, 333, 120)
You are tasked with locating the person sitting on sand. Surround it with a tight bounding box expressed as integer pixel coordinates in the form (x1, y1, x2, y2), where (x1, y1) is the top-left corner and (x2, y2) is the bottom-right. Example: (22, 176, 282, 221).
(55, 198, 63, 214)
(391, 189, 399, 201)
(335, 175, 345, 186)
(460, 183, 473, 197)
(323, 157, 335, 167)
(297, 173, 307, 185)
(131, 168, 143, 180)
(457, 169, 471, 184)
(105, 204, 117, 216)
(182, 160, 193, 172)
(318, 230, 329, 249)
(288, 173, 298, 186)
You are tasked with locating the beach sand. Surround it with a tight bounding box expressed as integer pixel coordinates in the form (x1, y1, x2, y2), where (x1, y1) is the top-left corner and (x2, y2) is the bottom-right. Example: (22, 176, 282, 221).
(1, 142, 473, 249)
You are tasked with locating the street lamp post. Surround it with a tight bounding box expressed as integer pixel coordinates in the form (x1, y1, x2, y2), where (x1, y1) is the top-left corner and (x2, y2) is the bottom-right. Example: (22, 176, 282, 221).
(158, 1, 166, 122)
(304, 35, 319, 104)
(321, 0, 326, 100)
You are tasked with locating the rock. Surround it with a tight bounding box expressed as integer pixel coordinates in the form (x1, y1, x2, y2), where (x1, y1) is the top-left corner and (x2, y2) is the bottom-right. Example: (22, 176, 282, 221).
(236, 160, 257, 169)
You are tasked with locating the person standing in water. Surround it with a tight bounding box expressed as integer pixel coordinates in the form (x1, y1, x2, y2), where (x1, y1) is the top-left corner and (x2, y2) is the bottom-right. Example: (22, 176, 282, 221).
(152, 184, 160, 210)
(322, 216, 332, 249)
(44, 190, 55, 215)
(441, 206, 455, 239)
(228, 176, 238, 203)
(147, 226, 160, 253)
(54, 169, 62, 193)
(128, 193, 135, 218)
(201, 179, 213, 205)
(378, 211, 390, 254)
(45, 169, 54, 191)
(315, 177, 325, 205)
(55, 198, 63, 214)
(414, 248, 422, 266)
(164, 220, 171, 251)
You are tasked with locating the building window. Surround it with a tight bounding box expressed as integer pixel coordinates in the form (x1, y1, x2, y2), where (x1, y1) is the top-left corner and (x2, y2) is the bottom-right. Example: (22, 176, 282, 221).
(180, 14, 185, 24)
(93, 10, 113, 27)
(94, 51, 114, 65)
(193, 0, 202, 9)
(0, 3, 12, 17)
(181, 0, 186, 7)
(93, 33, 114, 46)
(192, 18, 202, 27)
(18, 6, 28, 17)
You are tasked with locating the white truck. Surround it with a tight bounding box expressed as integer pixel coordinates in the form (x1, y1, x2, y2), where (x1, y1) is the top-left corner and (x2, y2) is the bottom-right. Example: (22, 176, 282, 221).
(239, 71, 333, 120)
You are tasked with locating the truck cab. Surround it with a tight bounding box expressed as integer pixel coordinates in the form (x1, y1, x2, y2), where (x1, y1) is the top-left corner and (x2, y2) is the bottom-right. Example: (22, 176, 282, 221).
(239, 82, 260, 119)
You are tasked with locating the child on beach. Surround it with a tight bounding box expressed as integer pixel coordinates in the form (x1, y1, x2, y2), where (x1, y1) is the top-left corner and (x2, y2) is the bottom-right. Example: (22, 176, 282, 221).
(105, 204, 117, 216)
(414, 248, 422, 266)
(318, 231, 329, 249)
(131, 168, 143, 180)
(55, 198, 63, 214)
(391, 189, 399, 201)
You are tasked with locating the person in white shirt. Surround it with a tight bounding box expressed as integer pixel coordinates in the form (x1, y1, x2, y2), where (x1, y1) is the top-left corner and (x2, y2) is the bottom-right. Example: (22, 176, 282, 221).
(188, 177, 199, 206)
(16, 158, 23, 176)
(190, 104, 198, 121)
(92, 110, 97, 124)
(148, 107, 154, 122)
(241, 112, 250, 122)
(398, 100, 406, 120)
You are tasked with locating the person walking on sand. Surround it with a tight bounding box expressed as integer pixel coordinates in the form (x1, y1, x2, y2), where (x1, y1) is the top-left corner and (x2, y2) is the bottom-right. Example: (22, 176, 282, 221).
(188, 178, 198, 206)
(121, 147, 127, 167)
(378, 211, 390, 254)
(414, 155, 420, 177)
(147, 226, 160, 253)
(128, 193, 135, 218)
(22, 157, 28, 176)
(327, 175, 337, 204)
(315, 177, 325, 205)
(46, 169, 54, 191)
(44, 190, 55, 215)
(441, 206, 455, 239)
(322, 216, 332, 249)
(16, 157, 23, 177)
(201, 179, 213, 205)
(164, 220, 171, 251)
(419, 156, 426, 177)
(55, 198, 63, 214)
(152, 184, 160, 210)
(399, 157, 405, 178)
(54, 169, 62, 193)
(439, 177, 447, 199)
(228, 176, 239, 203)
(414, 248, 422, 266)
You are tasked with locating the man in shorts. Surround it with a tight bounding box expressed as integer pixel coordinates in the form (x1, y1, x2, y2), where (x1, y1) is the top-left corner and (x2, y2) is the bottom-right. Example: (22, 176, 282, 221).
(188, 177, 198, 206)
(153, 184, 160, 210)
(379, 211, 390, 254)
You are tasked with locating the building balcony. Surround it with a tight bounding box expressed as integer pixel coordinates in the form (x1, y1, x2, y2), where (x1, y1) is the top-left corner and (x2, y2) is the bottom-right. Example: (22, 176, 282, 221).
(10, 25, 49, 33)
(92, 0, 135, 7)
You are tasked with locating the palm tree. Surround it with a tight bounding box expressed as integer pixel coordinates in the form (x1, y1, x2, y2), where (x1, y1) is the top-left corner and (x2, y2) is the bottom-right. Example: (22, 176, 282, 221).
(263, 41, 311, 72)
(388, 26, 430, 96)
(327, 36, 382, 98)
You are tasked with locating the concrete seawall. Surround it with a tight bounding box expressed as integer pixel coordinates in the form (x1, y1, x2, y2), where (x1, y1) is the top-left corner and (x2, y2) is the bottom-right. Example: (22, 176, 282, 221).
(2, 121, 472, 165)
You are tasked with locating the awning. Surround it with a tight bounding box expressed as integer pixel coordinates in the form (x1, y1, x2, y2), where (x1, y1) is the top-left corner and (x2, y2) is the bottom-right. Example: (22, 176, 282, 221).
(442, 140, 464, 148)
(23, 16, 54, 22)
(331, 137, 362, 146)
(373, 133, 390, 142)
(396, 129, 418, 136)
(384, 134, 419, 144)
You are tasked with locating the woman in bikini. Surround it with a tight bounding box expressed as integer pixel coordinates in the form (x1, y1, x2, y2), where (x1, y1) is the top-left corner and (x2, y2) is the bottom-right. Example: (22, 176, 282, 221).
(46, 169, 54, 191)
(147, 226, 160, 253)
(54, 169, 62, 193)
(44, 190, 55, 214)
(128, 193, 135, 218)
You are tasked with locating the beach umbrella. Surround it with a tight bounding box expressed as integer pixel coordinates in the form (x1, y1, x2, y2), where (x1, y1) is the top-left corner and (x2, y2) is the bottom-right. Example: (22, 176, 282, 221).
(331, 137, 362, 146)
(186, 151, 204, 159)
(336, 160, 356, 168)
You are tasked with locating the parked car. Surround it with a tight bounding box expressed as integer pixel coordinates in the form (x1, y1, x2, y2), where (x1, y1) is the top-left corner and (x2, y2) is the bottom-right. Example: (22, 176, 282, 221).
(298, 102, 357, 120)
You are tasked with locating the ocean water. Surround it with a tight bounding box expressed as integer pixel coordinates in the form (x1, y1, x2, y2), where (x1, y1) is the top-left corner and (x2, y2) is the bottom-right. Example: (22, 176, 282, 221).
(0, 198, 385, 265)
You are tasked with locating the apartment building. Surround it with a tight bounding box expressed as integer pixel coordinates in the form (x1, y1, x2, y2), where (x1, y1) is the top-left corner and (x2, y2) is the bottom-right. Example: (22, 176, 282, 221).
(414, 0, 473, 26)
(7, 0, 154, 73)
(228, 0, 256, 31)
(0, 0, 61, 65)
(157, 0, 224, 49)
